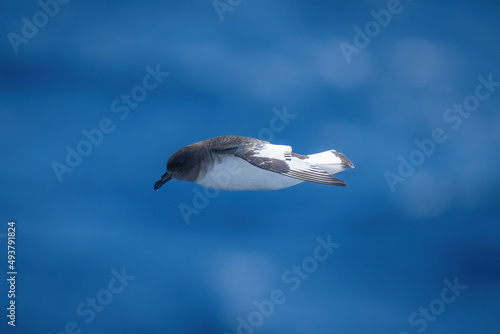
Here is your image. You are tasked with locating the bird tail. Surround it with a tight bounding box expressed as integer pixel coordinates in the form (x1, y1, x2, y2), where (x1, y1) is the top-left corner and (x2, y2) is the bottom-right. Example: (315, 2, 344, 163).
(306, 150, 354, 175)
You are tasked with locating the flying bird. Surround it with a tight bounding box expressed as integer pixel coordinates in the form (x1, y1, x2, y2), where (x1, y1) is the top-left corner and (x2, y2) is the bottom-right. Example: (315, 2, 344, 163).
(154, 135, 354, 191)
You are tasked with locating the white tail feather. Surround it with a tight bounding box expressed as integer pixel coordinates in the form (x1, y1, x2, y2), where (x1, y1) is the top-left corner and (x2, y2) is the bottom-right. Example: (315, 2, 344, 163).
(306, 150, 354, 175)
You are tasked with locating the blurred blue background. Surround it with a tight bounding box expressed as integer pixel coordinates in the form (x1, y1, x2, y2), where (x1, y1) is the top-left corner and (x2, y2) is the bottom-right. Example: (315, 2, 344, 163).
(1, 0, 500, 333)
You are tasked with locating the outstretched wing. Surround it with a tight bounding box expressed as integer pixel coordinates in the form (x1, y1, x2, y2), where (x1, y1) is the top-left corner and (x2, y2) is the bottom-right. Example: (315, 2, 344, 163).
(211, 137, 346, 186)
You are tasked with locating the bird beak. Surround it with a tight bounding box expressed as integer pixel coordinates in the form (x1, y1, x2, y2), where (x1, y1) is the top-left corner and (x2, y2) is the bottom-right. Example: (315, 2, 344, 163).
(154, 172, 172, 191)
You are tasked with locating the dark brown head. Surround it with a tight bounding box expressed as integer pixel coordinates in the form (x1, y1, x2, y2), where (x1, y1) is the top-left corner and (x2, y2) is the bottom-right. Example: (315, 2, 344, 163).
(154, 145, 203, 190)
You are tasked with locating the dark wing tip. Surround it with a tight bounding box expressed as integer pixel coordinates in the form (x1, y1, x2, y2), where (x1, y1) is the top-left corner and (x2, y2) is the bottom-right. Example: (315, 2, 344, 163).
(326, 176, 348, 187)
(285, 168, 348, 187)
(331, 151, 355, 169)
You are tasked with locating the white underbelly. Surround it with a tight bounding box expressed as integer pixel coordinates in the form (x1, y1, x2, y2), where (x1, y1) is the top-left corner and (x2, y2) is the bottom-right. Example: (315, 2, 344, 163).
(195, 156, 303, 190)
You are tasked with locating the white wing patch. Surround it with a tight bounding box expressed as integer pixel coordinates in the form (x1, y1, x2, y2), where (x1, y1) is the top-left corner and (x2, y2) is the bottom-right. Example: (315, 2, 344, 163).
(252, 143, 292, 159)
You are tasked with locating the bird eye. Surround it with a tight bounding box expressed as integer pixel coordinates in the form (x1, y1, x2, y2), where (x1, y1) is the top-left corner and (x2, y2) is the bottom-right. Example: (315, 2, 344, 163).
(170, 161, 183, 168)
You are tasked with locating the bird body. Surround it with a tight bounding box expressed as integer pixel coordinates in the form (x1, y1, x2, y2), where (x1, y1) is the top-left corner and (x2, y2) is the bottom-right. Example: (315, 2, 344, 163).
(154, 136, 354, 191)
(195, 154, 303, 190)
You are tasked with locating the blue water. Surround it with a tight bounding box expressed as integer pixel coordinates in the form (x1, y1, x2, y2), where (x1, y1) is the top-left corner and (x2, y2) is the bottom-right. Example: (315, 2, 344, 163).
(1, 1, 499, 333)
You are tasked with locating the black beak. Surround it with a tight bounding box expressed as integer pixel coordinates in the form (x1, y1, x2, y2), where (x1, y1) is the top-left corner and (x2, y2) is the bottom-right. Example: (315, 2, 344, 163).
(154, 172, 172, 191)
